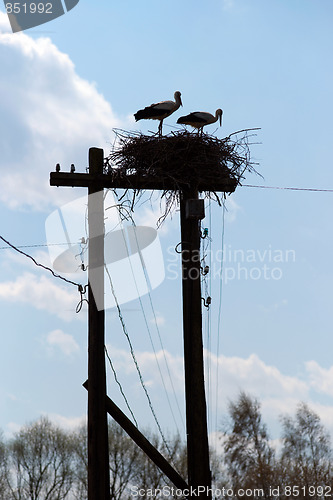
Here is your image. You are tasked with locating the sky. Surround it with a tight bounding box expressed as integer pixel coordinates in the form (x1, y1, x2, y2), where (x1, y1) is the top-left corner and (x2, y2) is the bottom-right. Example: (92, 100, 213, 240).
(1, 0, 333, 451)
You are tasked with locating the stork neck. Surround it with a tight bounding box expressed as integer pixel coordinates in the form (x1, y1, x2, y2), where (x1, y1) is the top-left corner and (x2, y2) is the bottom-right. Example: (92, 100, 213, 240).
(175, 94, 182, 109)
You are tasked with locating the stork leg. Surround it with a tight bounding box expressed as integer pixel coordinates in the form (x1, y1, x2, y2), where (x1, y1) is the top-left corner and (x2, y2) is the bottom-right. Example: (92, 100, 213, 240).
(158, 120, 163, 137)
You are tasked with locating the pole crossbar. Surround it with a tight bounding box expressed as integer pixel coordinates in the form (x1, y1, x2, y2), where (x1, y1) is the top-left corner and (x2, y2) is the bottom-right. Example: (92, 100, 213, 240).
(50, 171, 237, 193)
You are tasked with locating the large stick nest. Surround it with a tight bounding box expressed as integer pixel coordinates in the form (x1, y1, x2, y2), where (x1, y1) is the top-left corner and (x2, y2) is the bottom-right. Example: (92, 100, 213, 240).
(105, 128, 261, 224)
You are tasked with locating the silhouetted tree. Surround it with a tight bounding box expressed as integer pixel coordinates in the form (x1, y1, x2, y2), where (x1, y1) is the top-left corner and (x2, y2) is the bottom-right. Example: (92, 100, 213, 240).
(6, 416, 75, 500)
(0, 432, 10, 500)
(72, 420, 189, 499)
(71, 423, 88, 500)
(280, 402, 332, 498)
(223, 392, 275, 499)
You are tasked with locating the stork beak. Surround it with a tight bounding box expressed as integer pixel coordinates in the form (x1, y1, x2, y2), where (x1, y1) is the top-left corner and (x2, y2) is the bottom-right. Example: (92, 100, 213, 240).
(180, 96, 183, 107)
(219, 113, 222, 126)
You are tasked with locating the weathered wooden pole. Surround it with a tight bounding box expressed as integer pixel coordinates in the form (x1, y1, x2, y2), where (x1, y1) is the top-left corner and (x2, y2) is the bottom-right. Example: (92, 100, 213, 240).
(180, 188, 211, 498)
(87, 148, 110, 500)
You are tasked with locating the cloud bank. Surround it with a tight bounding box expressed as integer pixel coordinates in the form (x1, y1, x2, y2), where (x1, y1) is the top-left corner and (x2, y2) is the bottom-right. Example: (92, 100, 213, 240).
(108, 344, 333, 438)
(0, 12, 120, 210)
(46, 329, 80, 355)
(0, 272, 80, 320)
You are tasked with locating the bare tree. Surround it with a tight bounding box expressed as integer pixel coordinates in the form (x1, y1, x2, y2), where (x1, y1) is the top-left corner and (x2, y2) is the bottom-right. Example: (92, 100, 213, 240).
(223, 392, 275, 499)
(71, 424, 88, 500)
(7, 416, 75, 500)
(72, 420, 189, 499)
(0, 432, 10, 500)
(108, 419, 141, 499)
(280, 402, 332, 498)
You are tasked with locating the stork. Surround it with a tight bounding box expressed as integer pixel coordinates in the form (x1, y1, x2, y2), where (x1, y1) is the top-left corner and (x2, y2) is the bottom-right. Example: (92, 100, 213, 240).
(134, 91, 182, 136)
(177, 108, 223, 135)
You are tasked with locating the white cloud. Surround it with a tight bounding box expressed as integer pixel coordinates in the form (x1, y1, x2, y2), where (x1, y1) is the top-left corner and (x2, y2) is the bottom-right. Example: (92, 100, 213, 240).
(46, 413, 86, 430)
(106, 344, 184, 391)
(5, 414, 85, 438)
(210, 352, 308, 400)
(5, 421, 22, 437)
(305, 360, 333, 397)
(106, 344, 333, 438)
(46, 329, 80, 356)
(0, 271, 81, 320)
(0, 12, 120, 210)
(0, 11, 11, 33)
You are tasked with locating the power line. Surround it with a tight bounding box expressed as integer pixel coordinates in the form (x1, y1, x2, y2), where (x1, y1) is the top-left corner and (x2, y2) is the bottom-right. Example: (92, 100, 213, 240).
(0, 242, 76, 250)
(110, 195, 185, 432)
(242, 184, 333, 192)
(202, 200, 213, 436)
(215, 204, 225, 447)
(104, 264, 175, 462)
(104, 345, 139, 427)
(0, 235, 83, 288)
(126, 214, 185, 433)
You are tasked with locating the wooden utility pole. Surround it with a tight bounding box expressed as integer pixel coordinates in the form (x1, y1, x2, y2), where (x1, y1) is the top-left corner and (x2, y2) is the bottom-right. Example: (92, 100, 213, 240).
(180, 188, 211, 496)
(50, 147, 237, 498)
(87, 148, 110, 500)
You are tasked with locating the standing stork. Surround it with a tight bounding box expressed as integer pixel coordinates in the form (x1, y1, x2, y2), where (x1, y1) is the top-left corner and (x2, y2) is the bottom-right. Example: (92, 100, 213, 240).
(134, 91, 182, 136)
(177, 108, 223, 135)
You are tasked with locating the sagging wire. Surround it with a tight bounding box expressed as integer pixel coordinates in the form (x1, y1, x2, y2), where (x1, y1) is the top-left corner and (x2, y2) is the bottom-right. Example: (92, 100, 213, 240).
(215, 203, 226, 450)
(114, 200, 184, 433)
(108, 193, 184, 432)
(104, 263, 175, 464)
(0, 235, 81, 287)
(127, 216, 185, 432)
(0, 234, 88, 314)
(201, 200, 213, 435)
(0, 242, 78, 250)
(104, 345, 139, 427)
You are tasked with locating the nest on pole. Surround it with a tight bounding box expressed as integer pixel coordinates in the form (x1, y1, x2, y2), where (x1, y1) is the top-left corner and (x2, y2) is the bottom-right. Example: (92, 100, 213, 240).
(105, 128, 261, 224)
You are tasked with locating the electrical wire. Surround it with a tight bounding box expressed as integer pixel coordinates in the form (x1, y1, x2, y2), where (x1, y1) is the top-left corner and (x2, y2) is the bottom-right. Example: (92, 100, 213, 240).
(242, 184, 333, 192)
(208, 201, 213, 436)
(126, 215, 185, 432)
(104, 264, 175, 462)
(0, 242, 76, 250)
(201, 201, 212, 436)
(215, 204, 225, 448)
(104, 345, 139, 427)
(110, 196, 184, 432)
(0, 235, 83, 288)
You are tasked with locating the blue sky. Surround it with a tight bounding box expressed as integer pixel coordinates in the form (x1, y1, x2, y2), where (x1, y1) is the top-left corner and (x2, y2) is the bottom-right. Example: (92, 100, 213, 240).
(1, 0, 333, 446)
